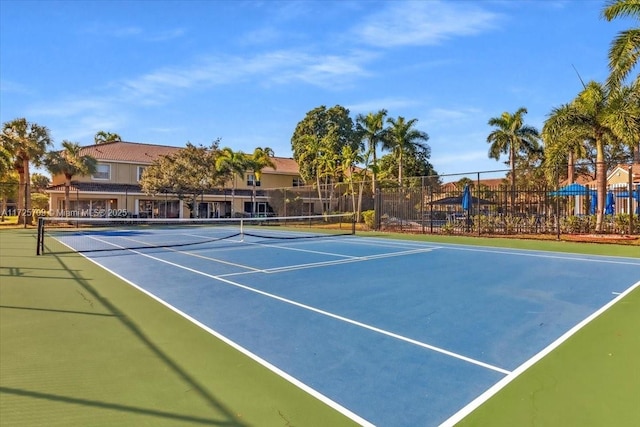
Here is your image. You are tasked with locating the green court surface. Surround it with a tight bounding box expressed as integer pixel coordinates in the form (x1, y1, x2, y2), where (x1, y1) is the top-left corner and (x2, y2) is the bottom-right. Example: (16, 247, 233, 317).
(1, 228, 638, 426)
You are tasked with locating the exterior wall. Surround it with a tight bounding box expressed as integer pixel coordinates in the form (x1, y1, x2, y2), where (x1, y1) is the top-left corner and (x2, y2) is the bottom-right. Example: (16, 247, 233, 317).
(68, 161, 147, 185)
(607, 167, 631, 188)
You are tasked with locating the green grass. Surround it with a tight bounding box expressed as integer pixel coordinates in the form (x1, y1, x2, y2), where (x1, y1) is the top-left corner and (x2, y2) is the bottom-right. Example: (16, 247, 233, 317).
(1, 228, 638, 426)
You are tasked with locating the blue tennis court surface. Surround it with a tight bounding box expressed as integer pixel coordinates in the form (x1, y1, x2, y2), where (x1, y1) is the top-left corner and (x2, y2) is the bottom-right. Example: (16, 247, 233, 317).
(54, 229, 640, 426)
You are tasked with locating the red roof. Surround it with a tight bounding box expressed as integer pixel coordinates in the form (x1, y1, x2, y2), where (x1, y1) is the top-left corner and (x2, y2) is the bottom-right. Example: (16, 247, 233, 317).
(78, 141, 181, 164)
(78, 141, 300, 173)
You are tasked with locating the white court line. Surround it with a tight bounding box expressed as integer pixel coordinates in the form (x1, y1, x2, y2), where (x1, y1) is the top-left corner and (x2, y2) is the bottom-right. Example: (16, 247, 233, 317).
(117, 234, 266, 273)
(69, 246, 375, 427)
(345, 236, 640, 266)
(441, 279, 640, 427)
(115, 233, 440, 277)
(80, 238, 510, 376)
(260, 247, 439, 274)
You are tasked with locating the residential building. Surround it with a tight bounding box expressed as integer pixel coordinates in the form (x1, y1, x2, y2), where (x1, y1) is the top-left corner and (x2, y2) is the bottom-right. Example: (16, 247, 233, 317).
(46, 141, 307, 218)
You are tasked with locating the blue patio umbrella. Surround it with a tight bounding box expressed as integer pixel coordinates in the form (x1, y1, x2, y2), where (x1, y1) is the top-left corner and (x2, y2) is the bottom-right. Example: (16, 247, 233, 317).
(605, 191, 615, 215)
(461, 184, 473, 231)
(549, 183, 595, 197)
(461, 184, 472, 212)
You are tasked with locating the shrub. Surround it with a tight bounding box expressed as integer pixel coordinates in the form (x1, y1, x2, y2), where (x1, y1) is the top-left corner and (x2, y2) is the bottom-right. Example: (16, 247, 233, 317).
(361, 210, 376, 229)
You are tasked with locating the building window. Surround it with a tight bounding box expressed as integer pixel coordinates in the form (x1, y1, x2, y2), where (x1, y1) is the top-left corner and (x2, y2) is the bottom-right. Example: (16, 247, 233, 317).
(292, 177, 304, 187)
(247, 174, 260, 186)
(92, 164, 110, 180)
(137, 166, 146, 181)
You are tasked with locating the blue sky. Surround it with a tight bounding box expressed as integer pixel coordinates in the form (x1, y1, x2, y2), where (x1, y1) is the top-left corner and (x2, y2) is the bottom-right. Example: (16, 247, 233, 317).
(0, 0, 631, 177)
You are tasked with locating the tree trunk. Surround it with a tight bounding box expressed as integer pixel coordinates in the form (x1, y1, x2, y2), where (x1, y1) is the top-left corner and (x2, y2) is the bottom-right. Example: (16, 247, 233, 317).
(510, 146, 516, 215)
(16, 167, 25, 225)
(567, 151, 575, 184)
(23, 158, 31, 225)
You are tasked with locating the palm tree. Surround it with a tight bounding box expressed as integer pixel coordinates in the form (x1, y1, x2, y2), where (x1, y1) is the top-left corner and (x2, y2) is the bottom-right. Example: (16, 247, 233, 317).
(1, 118, 52, 224)
(340, 143, 365, 220)
(356, 109, 388, 194)
(542, 81, 639, 231)
(246, 147, 276, 216)
(94, 131, 122, 144)
(45, 141, 97, 216)
(215, 147, 248, 217)
(602, 0, 640, 89)
(384, 116, 429, 186)
(487, 108, 541, 211)
(543, 103, 590, 184)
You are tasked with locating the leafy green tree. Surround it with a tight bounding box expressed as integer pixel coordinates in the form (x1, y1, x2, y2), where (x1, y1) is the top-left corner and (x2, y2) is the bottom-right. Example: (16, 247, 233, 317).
(542, 81, 639, 231)
(378, 144, 439, 188)
(246, 147, 276, 216)
(487, 108, 541, 210)
(0, 171, 19, 221)
(0, 145, 12, 177)
(45, 141, 97, 215)
(291, 105, 356, 212)
(94, 131, 122, 144)
(30, 173, 50, 193)
(1, 118, 52, 224)
(602, 0, 640, 89)
(383, 116, 430, 186)
(140, 141, 229, 218)
(355, 109, 388, 194)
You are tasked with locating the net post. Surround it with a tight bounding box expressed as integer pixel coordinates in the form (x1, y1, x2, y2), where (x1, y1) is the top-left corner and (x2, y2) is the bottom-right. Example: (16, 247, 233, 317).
(350, 212, 356, 235)
(240, 217, 244, 242)
(36, 217, 44, 255)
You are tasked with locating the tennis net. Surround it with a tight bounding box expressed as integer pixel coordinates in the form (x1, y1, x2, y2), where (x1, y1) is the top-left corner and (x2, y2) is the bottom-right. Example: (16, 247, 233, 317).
(36, 213, 356, 255)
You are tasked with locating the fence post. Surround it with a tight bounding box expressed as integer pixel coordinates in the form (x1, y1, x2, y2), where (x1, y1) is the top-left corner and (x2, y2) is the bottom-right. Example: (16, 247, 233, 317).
(629, 164, 633, 235)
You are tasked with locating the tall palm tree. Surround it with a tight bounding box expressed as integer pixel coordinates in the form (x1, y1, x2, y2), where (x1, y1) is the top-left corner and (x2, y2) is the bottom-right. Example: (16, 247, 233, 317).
(45, 140, 97, 216)
(340, 143, 365, 220)
(356, 109, 387, 194)
(94, 131, 122, 144)
(215, 147, 248, 217)
(487, 107, 541, 210)
(602, 0, 640, 89)
(246, 147, 275, 216)
(543, 81, 639, 231)
(543, 103, 591, 184)
(384, 116, 429, 186)
(1, 118, 52, 224)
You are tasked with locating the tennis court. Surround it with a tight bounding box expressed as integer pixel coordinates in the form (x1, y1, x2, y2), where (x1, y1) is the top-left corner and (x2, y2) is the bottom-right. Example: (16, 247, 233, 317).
(32, 217, 640, 426)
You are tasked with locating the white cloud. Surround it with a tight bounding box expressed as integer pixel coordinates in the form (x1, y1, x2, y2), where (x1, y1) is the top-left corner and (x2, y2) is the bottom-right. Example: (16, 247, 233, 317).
(117, 49, 372, 102)
(355, 0, 501, 48)
(347, 98, 421, 115)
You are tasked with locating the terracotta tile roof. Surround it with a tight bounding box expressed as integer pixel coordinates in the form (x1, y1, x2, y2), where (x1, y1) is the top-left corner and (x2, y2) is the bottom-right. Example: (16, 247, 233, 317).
(78, 141, 181, 164)
(262, 157, 299, 174)
(78, 141, 300, 174)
